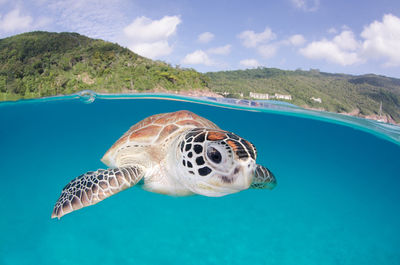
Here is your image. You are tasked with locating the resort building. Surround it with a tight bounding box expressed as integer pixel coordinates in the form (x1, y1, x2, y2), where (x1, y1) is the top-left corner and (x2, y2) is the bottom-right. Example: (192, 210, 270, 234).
(249, 92, 269, 99)
(273, 93, 292, 100)
(249, 92, 292, 100)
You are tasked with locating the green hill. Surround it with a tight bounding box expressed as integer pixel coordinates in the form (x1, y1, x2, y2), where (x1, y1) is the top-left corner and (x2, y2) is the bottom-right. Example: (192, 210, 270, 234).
(0, 31, 208, 100)
(206, 68, 400, 123)
(1, 31, 400, 123)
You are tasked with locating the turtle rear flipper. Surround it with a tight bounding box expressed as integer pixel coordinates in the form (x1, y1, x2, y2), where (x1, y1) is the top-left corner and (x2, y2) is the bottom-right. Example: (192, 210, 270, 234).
(250, 164, 277, 190)
(51, 166, 143, 219)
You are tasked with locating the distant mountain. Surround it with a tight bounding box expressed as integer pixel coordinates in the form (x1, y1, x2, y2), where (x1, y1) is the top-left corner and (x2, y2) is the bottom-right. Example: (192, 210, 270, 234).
(1, 31, 399, 124)
(206, 68, 400, 124)
(0, 31, 208, 100)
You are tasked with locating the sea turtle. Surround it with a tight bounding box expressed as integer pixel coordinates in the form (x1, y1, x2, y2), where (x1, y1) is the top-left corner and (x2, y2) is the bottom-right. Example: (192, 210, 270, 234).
(51, 110, 276, 219)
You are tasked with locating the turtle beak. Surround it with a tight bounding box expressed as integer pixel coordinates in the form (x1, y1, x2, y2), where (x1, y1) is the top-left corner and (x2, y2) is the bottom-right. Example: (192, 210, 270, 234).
(252, 164, 277, 190)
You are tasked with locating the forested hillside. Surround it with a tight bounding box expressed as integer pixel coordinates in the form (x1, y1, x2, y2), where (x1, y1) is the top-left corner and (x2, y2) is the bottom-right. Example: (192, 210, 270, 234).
(0, 31, 208, 100)
(206, 68, 400, 123)
(1, 31, 399, 123)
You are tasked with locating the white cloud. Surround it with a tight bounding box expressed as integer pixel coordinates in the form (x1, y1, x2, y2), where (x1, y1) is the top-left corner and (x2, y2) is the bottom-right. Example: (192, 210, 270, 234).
(361, 14, 400, 66)
(257, 44, 278, 59)
(129, 41, 173, 59)
(182, 50, 213, 66)
(123, 15, 181, 59)
(299, 15, 400, 67)
(238, 27, 276, 48)
(0, 8, 33, 32)
(238, 27, 279, 60)
(124, 16, 181, 43)
(288, 34, 306, 46)
(328, 27, 337, 34)
(291, 0, 320, 12)
(300, 41, 360, 65)
(198, 32, 214, 43)
(300, 30, 362, 66)
(333, 30, 359, 50)
(240, 59, 260, 68)
(207, 44, 231, 55)
(182, 44, 230, 66)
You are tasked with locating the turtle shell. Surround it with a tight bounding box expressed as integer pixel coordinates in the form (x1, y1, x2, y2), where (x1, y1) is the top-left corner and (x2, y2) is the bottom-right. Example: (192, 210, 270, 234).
(101, 110, 219, 166)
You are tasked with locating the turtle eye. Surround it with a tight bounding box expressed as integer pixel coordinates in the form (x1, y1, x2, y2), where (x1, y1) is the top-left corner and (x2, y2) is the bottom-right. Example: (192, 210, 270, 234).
(207, 147, 222, 164)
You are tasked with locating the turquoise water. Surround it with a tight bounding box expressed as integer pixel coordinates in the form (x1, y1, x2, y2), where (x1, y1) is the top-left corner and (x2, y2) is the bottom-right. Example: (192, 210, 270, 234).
(1, 93, 400, 265)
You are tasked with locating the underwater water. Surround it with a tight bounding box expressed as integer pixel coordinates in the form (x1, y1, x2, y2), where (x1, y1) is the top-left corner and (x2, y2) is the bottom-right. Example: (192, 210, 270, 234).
(1, 93, 400, 265)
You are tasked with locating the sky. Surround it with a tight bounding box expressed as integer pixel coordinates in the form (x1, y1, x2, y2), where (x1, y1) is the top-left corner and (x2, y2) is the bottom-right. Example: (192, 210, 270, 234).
(0, 0, 400, 78)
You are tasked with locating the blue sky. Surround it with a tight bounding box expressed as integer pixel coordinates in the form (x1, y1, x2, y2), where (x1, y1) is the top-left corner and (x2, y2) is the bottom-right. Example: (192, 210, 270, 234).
(0, 0, 400, 78)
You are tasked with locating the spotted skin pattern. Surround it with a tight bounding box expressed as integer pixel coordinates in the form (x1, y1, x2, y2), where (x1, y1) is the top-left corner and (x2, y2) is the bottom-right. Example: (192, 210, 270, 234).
(179, 128, 258, 182)
(51, 167, 143, 219)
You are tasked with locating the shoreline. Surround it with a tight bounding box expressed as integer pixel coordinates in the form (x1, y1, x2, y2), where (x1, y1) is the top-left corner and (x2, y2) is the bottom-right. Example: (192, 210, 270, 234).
(173, 89, 400, 126)
(300, 105, 399, 126)
(3, 88, 399, 126)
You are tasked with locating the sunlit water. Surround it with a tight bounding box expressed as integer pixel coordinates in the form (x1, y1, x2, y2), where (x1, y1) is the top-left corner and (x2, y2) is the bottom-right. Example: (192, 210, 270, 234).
(1, 92, 400, 265)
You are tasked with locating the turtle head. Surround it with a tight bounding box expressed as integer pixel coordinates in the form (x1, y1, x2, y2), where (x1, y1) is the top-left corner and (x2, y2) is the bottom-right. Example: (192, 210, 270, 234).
(176, 128, 260, 196)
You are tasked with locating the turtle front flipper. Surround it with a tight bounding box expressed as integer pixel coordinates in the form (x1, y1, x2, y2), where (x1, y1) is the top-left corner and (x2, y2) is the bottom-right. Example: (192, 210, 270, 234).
(250, 164, 277, 190)
(51, 166, 143, 219)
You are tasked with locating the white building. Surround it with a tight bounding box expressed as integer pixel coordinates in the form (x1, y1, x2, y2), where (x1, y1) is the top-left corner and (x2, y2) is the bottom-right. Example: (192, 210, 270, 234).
(273, 93, 292, 100)
(249, 92, 269, 100)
